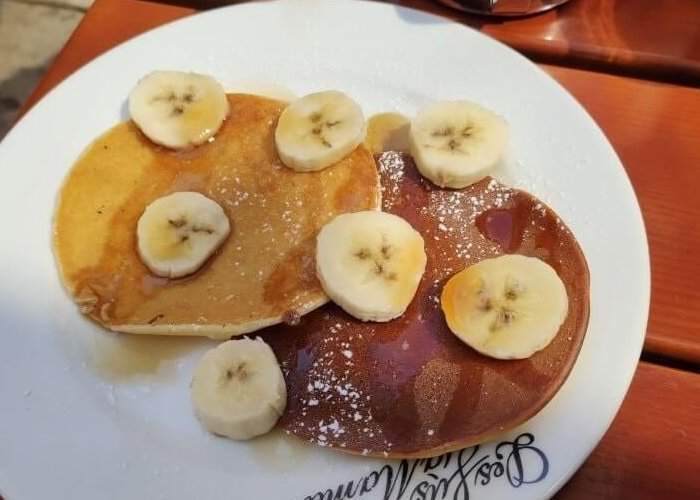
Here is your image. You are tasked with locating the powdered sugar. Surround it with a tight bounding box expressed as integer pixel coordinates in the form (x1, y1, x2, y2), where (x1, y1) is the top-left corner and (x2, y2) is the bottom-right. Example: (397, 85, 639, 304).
(376, 151, 406, 209)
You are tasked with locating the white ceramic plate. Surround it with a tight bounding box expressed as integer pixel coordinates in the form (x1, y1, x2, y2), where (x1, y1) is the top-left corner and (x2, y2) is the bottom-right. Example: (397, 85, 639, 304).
(0, 1, 649, 498)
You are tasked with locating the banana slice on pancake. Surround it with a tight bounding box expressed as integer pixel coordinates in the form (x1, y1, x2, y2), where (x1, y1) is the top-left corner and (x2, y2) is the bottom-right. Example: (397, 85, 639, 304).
(409, 100, 508, 188)
(441, 254, 568, 359)
(136, 191, 230, 279)
(129, 70, 229, 149)
(191, 338, 287, 440)
(316, 211, 426, 322)
(275, 90, 366, 172)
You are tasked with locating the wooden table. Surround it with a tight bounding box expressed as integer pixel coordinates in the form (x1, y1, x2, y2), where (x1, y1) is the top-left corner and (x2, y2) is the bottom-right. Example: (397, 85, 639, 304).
(10, 0, 700, 498)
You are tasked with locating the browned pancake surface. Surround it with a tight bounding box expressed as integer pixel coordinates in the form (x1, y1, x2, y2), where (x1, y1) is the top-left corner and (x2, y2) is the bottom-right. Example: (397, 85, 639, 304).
(53, 94, 380, 337)
(262, 152, 590, 458)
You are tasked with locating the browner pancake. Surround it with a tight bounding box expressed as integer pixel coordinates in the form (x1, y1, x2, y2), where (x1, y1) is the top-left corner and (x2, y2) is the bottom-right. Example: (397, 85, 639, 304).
(262, 152, 590, 458)
(53, 94, 380, 338)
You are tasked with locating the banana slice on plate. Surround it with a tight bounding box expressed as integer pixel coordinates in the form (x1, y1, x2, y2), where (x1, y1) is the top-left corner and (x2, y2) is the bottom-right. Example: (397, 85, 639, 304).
(191, 338, 287, 441)
(136, 191, 230, 279)
(275, 90, 366, 172)
(316, 211, 427, 322)
(441, 254, 568, 359)
(129, 70, 229, 149)
(409, 100, 508, 188)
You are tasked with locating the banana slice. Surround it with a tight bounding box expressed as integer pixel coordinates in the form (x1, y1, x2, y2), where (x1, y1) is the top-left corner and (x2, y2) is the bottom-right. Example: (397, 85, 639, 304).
(409, 100, 508, 188)
(441, 254, 568, 360)
(316, 211, 427, 322)
(274, 90, 366, 172)
(136, 191, 230, 279)
(191, 338, 287, 440)
(129, 70, 229, 149)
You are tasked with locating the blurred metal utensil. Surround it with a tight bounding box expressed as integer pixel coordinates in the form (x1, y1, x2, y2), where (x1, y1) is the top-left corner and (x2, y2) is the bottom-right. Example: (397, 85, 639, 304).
(436, 0, 571, 16)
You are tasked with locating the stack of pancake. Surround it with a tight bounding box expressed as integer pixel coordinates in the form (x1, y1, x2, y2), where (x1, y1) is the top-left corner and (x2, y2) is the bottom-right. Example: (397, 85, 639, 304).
(54, 93, 589, 458)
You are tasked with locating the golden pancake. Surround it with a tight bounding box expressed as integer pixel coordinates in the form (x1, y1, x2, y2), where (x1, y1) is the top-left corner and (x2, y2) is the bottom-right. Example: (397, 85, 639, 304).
(262, 152, 590, 458)
(53, 94, 381, 338)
